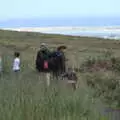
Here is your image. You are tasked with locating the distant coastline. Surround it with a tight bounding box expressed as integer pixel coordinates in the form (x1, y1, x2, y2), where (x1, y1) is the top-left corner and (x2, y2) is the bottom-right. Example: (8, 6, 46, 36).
(1, 26, 120, 40)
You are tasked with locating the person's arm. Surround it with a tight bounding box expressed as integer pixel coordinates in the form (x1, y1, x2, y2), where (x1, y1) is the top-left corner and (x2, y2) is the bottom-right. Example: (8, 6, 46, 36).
(36, 51, 40, 60)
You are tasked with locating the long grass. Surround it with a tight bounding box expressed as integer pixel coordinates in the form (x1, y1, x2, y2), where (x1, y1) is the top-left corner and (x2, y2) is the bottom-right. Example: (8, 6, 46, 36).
(0, 55, 109, 120)
(0, 75, 104, 120)
(1, 30, 119, 119)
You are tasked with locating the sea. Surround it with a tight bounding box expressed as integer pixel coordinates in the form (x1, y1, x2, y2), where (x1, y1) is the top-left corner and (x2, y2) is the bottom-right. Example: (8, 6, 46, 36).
(1, 17, 120, 39)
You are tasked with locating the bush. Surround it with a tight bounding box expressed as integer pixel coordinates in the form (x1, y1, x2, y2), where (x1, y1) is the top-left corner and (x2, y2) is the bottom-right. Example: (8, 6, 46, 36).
(80, 51, 120, 108)
(80, 51, 120, 73)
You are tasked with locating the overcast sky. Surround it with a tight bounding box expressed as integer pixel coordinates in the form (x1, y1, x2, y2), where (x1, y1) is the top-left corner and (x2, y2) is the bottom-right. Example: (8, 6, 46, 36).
(0, 0, 120, 21)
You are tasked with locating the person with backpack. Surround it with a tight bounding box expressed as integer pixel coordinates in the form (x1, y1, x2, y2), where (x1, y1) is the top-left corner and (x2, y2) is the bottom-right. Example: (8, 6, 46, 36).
(49, 45, 67, 76)
(36, 43, 51, 72)
(56, 45, 67, 74)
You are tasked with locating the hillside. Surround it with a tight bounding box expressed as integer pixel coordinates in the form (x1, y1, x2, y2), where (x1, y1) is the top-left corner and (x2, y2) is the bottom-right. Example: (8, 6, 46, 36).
(0, 30, 120, 120)
(1, 29, 120, 65)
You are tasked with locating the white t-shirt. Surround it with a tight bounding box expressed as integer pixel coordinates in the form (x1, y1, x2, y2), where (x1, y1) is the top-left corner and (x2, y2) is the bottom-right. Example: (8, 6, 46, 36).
(13, 57, 20, 71)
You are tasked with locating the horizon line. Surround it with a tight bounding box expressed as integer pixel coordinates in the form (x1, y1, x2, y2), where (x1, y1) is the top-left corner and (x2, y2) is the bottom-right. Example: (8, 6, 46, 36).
(0, 16, 120, 22)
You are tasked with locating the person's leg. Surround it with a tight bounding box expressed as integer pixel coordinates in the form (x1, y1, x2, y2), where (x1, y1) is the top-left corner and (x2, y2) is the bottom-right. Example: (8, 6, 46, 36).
(13, 70, 20, 81)
(72, 83, 77, 90)
(46, 72, 50, 86)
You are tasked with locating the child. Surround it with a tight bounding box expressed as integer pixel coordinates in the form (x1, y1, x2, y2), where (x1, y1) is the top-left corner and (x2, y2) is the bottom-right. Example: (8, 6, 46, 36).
(13, 52, 20, 72)
(61, 67, 78, 90)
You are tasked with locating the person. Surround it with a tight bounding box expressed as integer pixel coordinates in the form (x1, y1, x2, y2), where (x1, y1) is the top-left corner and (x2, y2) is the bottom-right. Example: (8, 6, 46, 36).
(36, 43, 51, 72)
(56, 45, 67, 74)
(13, 52, 20, 72)
(61, 67, 78, 90)
(47, 45, 67, 78)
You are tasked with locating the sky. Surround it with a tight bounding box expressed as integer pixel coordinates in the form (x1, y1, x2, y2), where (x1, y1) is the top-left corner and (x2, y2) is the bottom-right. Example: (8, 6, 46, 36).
(0, 0, 120, 21)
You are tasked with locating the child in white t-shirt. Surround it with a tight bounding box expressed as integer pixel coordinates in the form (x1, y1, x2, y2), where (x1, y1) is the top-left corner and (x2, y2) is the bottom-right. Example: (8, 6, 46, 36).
(13, 52, 20, 72)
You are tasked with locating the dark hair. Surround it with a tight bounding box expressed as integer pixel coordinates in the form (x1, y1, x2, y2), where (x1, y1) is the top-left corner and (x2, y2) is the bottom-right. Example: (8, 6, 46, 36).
(14, 52, 20, 57)
(57, 45, 67, 51)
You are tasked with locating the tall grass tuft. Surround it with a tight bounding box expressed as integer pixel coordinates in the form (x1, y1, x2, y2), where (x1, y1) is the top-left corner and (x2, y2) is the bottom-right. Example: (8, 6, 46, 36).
(0, 62, 107, 120)
(80, 51, 120, 109)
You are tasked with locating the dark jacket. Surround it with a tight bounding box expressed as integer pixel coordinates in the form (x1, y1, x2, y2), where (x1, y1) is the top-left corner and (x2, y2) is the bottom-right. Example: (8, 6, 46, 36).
(35, 48, 51, 72)
(52, 50, 66, 73)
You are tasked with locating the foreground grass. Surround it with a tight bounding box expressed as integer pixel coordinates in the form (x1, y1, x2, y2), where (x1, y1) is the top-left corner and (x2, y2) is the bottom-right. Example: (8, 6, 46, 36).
(0, 68, 107, 120)
(1, 30, 120, 119)
(0, 53, 106, 120)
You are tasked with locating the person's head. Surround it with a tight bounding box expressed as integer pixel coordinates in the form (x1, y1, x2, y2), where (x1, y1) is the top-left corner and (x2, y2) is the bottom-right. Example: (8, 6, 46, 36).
(57, 45, 67, 52)
(14, 52, 20, 58)
(40, 43, 47, 50)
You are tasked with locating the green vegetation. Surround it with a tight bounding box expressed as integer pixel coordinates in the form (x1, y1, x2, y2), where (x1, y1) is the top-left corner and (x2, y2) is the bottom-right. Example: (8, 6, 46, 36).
(1, 29, 120, 119)
(81, 52, 120, 106)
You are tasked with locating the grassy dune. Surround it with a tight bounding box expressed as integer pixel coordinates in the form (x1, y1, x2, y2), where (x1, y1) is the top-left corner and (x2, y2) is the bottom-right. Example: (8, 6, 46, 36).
(0, 30, 120, 120)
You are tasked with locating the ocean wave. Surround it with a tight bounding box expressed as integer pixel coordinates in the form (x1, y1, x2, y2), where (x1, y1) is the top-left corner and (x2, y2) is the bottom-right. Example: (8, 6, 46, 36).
(1, 26, 120, 40)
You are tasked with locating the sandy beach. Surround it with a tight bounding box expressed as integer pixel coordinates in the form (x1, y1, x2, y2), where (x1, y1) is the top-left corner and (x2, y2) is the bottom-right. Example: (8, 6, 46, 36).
(1, 26, 120, 39)
(2, 26, 120, 32)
